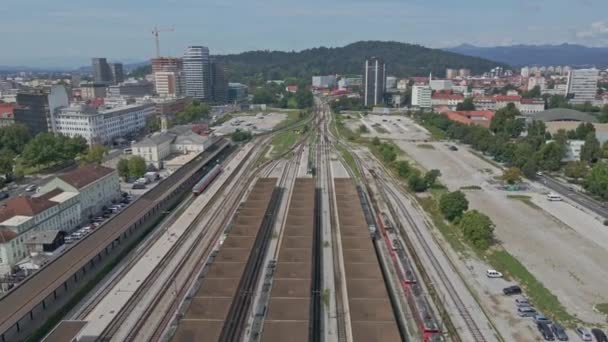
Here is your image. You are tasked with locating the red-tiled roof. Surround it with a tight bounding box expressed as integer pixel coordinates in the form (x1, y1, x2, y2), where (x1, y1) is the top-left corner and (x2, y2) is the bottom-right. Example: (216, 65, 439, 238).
(432, 93, 464, 100)
(521, 98, 544, 104)
(0, 228, 17, 243)
(58, 165, 115, 189)
(0, 196, 57, 223)
(444, 110, 495, 128)
(493, 95, 522, 102)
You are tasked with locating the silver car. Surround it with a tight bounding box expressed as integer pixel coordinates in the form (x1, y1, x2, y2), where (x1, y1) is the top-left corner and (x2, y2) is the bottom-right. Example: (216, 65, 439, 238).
(575, 327, 592, 341)
(515, 297, 530, 307)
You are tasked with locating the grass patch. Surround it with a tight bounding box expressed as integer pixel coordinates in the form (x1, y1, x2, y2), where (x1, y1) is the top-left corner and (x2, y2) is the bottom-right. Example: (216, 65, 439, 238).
(417, 194, 469, 256)
(486, 249, 576, 325)
(336, 144, 361, 179)
(595, 303, 608, 316)
(420, 123, 446, 140)
(417, 144, 435, 150)
(273, 110, 308, 131)
(270, 130, 298, 158)
(323, 288, 331, 308)
(507, 195, 542, 210)
(460, 185, 482, 190)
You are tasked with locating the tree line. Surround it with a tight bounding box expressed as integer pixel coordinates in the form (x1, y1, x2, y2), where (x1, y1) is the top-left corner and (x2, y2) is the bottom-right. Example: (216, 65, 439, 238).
(252, 82, 314, 109)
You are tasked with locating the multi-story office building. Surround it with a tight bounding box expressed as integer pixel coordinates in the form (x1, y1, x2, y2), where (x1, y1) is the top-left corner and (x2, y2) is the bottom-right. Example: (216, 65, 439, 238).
(152, 57, 184, 98)
(446, 68, 458, 79)
(386, 76, 397, 90)
(312, 75, 337, 89)
(411, 85, 432, 108)
(183, 46, 211, 101)
(110, 63, 124, 84)
(14, 85, 68, 136)
(363, 57, 386, 107)
(459, 69, 471, 78)
(53, 103, 155, 145)
(107, 81, 154, 97)
(528, 77, 546, 91)
(228, 83, 249, 103)
(211, 61, 228, 103)
(79, 82, 107, 100)
(429, 79, 453, 91)
(92, 58, 113, 84)
(567, 68, 599, 104)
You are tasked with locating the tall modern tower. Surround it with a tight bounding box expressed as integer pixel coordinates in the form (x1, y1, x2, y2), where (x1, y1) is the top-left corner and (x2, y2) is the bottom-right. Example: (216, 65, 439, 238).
(363, 57, 386, 107)
(92, 58, 113, 84)
(110, 63, 124, 84)
(183, 46, 211, 101)
(567, 68, 599, 104)
(211, 59, 228, 103)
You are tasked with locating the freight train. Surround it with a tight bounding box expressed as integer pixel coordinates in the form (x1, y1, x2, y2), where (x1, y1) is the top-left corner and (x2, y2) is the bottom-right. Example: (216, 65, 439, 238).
(192, 165, 222, 195)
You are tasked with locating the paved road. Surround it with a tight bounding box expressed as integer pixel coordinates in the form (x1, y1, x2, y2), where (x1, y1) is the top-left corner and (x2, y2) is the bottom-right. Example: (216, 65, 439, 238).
(539, 175, 608, 219)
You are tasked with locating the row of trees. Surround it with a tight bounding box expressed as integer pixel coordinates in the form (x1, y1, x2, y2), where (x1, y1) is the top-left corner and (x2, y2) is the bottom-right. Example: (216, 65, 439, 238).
(439, 191, 495, 250)
(174, 101, 210, 125)
(371, 138, 440, 192)
(231, 129, 253, 142)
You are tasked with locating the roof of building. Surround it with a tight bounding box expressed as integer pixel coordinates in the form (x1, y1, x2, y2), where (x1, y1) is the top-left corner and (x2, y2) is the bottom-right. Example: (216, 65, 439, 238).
(58, 165, 115, 189)
(174, 132, 208, 145)
(494, 95, 522, 102)
(431, 93, 464, 100)
(0, 196, 57, 224)
(0, 228, 17, 243)
(132, 133, 175, 147)
(530, 108, 599, 123)
(24, 230, 62, 245)
(38, 188, 64, 200)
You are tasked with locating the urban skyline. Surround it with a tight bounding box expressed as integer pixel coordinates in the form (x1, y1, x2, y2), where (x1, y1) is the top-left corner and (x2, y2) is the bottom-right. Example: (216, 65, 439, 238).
(1, 0, 608, 68)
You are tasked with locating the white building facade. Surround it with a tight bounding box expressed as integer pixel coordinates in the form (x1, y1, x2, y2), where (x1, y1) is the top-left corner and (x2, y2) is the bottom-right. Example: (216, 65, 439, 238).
(411, 85, 432, 108)
(567, 68, 599, 104)
(312, 75, 337, 89)
(54, 103, 155, 145)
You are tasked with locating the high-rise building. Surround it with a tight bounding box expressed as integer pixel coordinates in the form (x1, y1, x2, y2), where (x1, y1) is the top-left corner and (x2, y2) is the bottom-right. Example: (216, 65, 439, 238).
(110, 63, 124, 84)
(363, 57, 386, 107)
(520, 67, 530, 78)
(411, 85, 432, 108)
(92, 58, 113, 84)
(14, 86, 69, 136)
(183, 46, 211, 101)
(151, 58, 184, 98)
(459, 69, 471, 78)
(228, 83, 249, 103)
(211, 60, 228, 103)
(567, 68, 599, 104)
(446, 68, 458, 79)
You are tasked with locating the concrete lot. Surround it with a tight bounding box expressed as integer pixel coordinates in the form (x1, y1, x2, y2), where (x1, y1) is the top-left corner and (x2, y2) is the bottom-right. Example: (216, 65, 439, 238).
(344, 114, 430, 142)
(213, 112, 287, 135)
(345, 114, 608, 337)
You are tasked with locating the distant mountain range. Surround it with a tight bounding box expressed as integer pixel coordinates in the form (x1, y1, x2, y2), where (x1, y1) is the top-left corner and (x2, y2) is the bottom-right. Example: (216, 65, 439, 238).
(445, 43, 608, 67)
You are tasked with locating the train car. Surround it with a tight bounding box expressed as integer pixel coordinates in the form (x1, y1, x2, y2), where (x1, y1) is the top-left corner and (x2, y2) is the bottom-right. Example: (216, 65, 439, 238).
(192, 165, 222, 195)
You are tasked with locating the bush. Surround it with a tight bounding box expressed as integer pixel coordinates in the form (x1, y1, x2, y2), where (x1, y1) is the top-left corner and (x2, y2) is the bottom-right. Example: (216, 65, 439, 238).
(459, 210, 494, 250)
(408, 174, 428, 192)
(439, 191, 469, 221)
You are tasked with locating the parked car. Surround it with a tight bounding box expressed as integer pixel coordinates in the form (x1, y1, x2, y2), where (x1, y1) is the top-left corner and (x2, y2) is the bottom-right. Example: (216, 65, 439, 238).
(592, 329, 608, 342)
(575, 327, 592, 341)
(537, 321, 555, 341)
(486, 269, 503, 278)
(448, 145, 458, 151)
(25, 184, 37, 192)
(517, 306, 537, 317)
(503, 285, 522, 295)
(515, 297, 530, 307)
(132, 183, 146, 190)
(533, 314, 551, 324)
(0, 191, 9, 200)
(551, 323, 568, 341)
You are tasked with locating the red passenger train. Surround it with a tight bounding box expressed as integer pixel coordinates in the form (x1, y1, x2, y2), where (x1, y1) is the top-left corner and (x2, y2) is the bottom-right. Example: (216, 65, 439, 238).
(192, 165, 222, 195)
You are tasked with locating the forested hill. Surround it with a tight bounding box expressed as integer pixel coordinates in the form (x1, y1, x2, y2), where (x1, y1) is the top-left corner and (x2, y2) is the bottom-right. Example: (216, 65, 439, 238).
(215, 41, 508, 83)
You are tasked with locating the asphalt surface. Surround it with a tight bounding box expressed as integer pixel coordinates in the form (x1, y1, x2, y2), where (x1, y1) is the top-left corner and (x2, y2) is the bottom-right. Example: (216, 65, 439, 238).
(539, 175, 608, 219)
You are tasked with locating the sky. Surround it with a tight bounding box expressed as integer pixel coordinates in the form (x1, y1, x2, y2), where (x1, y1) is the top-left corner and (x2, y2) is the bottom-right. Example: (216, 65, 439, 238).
(1, 0, 608, 68)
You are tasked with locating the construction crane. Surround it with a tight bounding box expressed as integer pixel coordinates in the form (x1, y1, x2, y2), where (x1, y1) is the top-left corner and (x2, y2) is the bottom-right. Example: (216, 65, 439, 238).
(151, 26, 174, 58)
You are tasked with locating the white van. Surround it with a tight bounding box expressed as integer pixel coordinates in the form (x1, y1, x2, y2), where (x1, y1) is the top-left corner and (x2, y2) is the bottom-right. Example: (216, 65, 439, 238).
(71, 231, 84, 239)
(546, 193, 562, 201)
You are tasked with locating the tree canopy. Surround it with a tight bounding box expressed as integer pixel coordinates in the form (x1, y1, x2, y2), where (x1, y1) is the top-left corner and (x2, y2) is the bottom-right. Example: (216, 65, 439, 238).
(439, 191, 469, 221)
(21, 133, 87, 168)
(174, 101, 210, 125)
(459, 210, 494, 251)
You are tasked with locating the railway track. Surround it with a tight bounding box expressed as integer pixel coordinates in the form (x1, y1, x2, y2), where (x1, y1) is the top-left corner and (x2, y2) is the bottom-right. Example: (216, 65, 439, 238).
(379, 177, 487, 342)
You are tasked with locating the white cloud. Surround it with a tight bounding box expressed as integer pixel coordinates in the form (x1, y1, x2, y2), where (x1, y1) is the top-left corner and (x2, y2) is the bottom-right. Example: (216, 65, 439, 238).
(577, 21, 608, 38)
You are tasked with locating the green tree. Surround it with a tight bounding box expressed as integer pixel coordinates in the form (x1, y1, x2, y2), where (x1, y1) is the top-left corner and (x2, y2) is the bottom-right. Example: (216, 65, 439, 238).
(553, 129, 568, 147)
(564, 161, 589, 179)
(147, 117, 161, 133)
(252, 87, 275, 104)
(231, 129, 253, 142)
(294, 88, 313, 108)
(602, 141, 608, 159)
(456, 97, 475, 111)
(580, 132, 601, 164)
(395, 160, 412, 178)
(522, 85, 541, 98)
(490, 103, 524, 138)
(21, 133, 85, 168)
(174, 102, 210, 124)
(0, 124, 30, 154)
(439, 191, 469, 221)
(585, 162, 608, 200)
(0, 149, 15, 178)
(502, 167, 523, 184)
(371, 136, 381, 146)
(521, 159, 538, 179)
(358, 124, 369, 134)
(537, 142, 564, 171)
(117, 158, 130, 180)
(547, 95, 570, 109)
(128, 156, 147, 178)
(80, 145, 108, 165)
(424, 169, 441, 187)
(513, 143, 534, 168)
(459, 210, 494, 250)
(575, 122, 595, 140)
(408, 174, 428, 192)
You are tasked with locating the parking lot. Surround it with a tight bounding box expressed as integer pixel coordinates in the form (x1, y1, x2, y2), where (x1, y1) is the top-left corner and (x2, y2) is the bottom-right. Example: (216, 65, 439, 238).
(212, 112, 288, 135)
(343, 114, 430, 142)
